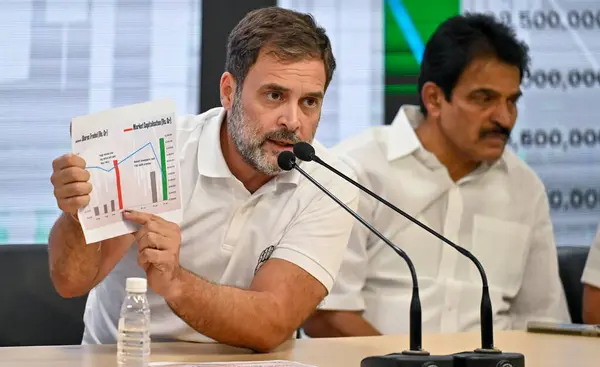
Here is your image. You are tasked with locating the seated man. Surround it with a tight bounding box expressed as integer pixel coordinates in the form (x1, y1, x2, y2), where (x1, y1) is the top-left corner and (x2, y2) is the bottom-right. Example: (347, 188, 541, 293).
(582, 228, 600, 324)
(48, 7, 358, 351)
(303, 13, 570, 337)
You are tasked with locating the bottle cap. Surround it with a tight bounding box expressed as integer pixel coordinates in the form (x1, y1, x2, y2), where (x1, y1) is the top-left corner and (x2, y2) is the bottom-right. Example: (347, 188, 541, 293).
(126, 277, 147, 293)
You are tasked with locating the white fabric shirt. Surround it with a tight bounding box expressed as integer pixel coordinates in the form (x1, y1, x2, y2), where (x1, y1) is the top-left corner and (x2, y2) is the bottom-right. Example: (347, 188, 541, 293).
(582, 227, 600, 288)
(82, 107, 358, 344)
(319, 105, 570, 334)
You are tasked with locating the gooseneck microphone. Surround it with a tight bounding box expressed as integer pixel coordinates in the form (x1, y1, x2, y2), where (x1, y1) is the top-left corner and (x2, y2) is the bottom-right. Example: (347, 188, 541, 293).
(278, 151, 453, 367)
(292, 142, 525, 367)
(293, 141, 493, 349)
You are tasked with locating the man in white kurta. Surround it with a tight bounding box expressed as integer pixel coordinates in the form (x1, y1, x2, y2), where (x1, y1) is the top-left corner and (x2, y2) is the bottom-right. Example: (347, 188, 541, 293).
(303, 11, 570, 339)
(304, 105, 570, 336)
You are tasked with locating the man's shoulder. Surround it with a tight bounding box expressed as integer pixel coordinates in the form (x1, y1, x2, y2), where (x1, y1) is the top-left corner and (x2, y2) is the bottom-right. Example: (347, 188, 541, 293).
(175, 107, 223, 133)
(308, 139, 359, 184)
(329, 126, 393, 175)
(332, 126, 390, 158)
(294, 139, 360, 204)
(173, 107, 225, 155)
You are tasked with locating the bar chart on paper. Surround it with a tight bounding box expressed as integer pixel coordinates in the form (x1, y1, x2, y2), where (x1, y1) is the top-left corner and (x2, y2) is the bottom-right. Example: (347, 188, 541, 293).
(83, 136, 177, 229)
(71, 99, 182, 243)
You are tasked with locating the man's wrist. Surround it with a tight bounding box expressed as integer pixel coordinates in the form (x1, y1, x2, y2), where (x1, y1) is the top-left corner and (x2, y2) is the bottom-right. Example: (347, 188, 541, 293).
(164, 266, 187, 302)
(68, 212, 80, 224)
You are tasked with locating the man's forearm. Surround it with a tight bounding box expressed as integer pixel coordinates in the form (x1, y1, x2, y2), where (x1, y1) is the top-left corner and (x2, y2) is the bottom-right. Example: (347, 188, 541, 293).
(302, 310, 381, 337)
(49, 213, 133, 298)
(165, 268, 295, 352)
(48, 213, 103, 297)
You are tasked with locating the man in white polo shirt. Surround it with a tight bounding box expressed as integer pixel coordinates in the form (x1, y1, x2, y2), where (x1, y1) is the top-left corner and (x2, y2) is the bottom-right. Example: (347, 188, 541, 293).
(582, 228, 600, 324)
(47, 7, 357, 351)
(303, 13, 570, 337)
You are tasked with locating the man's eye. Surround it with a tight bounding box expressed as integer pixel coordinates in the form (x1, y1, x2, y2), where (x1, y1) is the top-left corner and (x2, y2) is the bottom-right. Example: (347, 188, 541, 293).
(267, 92, 282, 101)
(475, 93, 490, 102)
(304, 98, 318, 108)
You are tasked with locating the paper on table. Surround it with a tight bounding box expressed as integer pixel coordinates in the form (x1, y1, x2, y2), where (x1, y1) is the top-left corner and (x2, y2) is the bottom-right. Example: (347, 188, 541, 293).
(150, 361, 317, 367)
(71, 99, 182, 243)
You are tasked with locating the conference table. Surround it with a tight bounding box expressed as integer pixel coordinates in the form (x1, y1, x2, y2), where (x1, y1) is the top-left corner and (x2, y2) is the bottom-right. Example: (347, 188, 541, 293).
(1, 330, 597, 366)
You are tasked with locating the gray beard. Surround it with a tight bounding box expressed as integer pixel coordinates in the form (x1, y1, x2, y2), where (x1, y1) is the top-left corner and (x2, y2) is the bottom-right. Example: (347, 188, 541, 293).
(227, 89, 314, 176)
(227, 92, 282, 176)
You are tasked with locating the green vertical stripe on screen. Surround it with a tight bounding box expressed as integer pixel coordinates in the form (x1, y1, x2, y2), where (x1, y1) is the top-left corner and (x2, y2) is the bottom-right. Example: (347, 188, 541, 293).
(386, 84, 418, 94)
(385, 0, 461, 75)
(385, 0, 417, 74)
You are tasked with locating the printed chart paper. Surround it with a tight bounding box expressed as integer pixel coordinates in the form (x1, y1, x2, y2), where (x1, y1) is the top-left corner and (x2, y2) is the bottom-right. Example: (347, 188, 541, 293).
(150, 361, 317, 367)
(71, 99, 182, 243)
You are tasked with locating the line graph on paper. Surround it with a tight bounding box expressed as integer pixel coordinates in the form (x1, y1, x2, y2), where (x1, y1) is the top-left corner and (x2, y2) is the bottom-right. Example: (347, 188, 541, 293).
(71, 99, 182, 243)
(82, 137, 178, 230)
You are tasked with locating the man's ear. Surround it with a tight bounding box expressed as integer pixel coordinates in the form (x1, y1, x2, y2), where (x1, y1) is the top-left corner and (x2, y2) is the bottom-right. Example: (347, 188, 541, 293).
(219, 72, 237, 109)
(421, 81, 444, 119)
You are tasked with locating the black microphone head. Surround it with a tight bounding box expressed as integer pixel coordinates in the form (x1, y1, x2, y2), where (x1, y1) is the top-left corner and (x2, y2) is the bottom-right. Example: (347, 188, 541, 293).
(277, 150, 296, 171)
(293, 141, 315, 162)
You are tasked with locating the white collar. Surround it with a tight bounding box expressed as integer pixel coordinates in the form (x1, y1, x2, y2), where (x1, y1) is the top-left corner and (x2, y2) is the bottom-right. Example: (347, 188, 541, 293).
(386, 105, 508, 173)
(386, 105, 424, 161)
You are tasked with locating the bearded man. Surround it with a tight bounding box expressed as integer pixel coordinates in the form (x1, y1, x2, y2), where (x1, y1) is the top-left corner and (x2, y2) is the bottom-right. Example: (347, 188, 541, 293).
(47, 7, 357, 352)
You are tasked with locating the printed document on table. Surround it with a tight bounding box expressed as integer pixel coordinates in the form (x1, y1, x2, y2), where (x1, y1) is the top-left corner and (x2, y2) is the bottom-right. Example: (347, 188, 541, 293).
(71, 99, 182, 244)
(150, 361, 317, 367)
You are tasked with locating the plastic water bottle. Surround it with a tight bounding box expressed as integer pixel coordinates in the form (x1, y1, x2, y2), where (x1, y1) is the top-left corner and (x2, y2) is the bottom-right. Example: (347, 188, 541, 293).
(117, 277, 151, 367)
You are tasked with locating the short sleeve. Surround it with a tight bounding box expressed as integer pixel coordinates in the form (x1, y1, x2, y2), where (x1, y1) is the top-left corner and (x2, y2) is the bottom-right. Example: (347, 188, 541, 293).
(270, 164, 359, 293)
(582, 226, 600, 288)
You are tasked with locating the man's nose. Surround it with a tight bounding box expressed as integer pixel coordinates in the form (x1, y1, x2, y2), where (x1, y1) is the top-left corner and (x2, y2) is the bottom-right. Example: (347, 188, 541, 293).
(278, 103, 301, 131)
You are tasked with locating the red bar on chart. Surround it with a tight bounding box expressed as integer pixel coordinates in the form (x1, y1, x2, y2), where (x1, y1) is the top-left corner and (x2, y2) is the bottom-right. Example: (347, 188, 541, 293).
(114, 159, 123, 210)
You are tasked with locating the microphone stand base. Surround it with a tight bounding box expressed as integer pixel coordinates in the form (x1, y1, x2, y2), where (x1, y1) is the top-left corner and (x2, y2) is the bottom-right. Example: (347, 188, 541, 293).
(452, 350, 525, 367)
(473, 348, 501, 354)
(361, 350, 454, 367)
(400, 349, 431, 356)
(361, 349, 525, 367)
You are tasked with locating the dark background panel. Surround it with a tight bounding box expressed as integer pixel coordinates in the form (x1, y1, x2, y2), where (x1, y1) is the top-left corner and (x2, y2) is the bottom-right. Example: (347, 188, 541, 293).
(385, 75, 419, 125)
(200, 0, 277, 113)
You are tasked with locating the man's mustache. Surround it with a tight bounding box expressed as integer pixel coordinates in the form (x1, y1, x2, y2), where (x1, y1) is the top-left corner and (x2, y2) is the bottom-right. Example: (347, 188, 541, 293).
(479, 122, 511, 140)
(262, 129, 303, 144)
